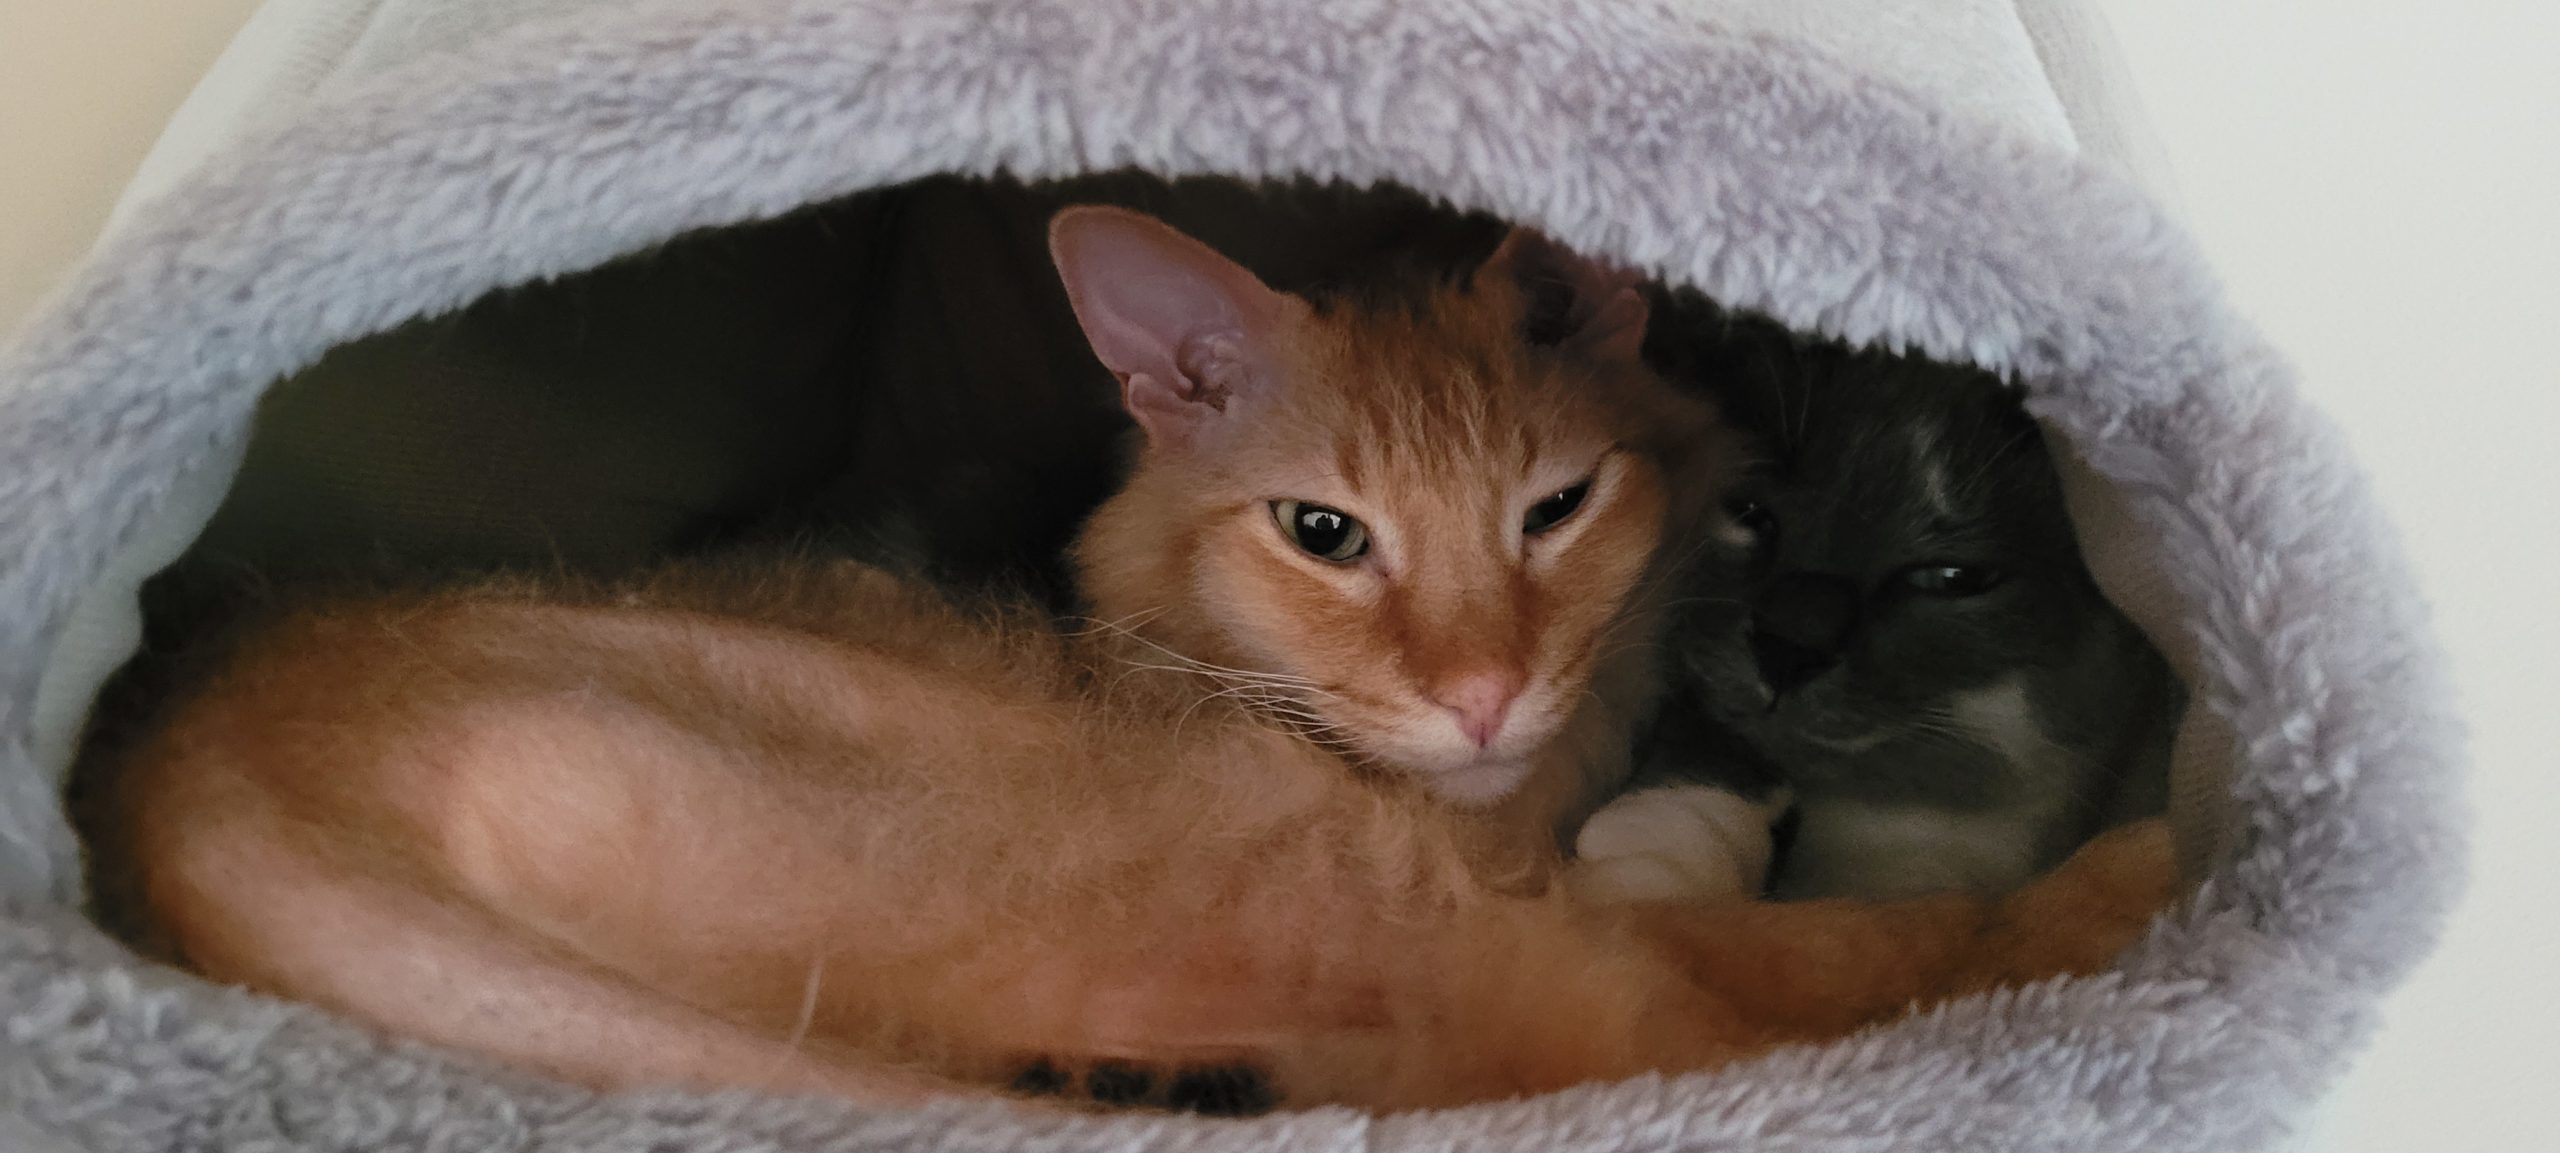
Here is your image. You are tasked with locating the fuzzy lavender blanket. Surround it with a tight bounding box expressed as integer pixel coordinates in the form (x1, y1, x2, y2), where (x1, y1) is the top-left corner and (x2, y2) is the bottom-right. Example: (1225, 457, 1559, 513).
(0, 1, 2463, 1150)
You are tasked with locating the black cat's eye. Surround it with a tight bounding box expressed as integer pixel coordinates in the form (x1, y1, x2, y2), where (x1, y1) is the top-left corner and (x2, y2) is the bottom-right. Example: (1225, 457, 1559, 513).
(1901, 564, 2005, 597)
(1272, 500, 1370, 563)
(1522, 482, 1592, 535)
(1729, 499, 1779, 547)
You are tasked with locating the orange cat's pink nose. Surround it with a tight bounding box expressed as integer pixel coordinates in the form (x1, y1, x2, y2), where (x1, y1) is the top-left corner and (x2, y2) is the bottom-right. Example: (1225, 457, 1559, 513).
(1433, 671, 1524, 748)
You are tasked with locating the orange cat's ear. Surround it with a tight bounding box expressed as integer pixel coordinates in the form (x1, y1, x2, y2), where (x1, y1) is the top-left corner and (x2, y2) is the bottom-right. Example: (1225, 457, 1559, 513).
(1049, 205, 1303, 450)
(1480, 230, 1649, 366)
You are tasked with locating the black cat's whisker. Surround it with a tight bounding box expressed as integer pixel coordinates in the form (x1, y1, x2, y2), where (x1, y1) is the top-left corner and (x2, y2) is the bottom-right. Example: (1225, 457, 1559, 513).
(1898, 714, 2119, 823)
(1584, 638, 1655, 677)
(1899, 709, 2117, 824)
(1895, 710, 1990, 748)
(1580, 610, 1670, 673)
(1641, 530, 1728, 598)
(1948, 425, 2039, 499)
(1998, 716, 2115, 819)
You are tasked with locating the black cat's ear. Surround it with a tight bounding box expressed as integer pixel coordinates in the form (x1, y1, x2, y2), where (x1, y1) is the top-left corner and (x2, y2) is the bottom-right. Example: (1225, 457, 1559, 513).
(1049, 205, 1308, 450)
(1481, 229, 1649, 365)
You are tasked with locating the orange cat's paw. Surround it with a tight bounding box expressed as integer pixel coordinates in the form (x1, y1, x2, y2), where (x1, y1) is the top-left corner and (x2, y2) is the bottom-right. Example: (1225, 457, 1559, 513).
(1005, 1057, 1278, 1117)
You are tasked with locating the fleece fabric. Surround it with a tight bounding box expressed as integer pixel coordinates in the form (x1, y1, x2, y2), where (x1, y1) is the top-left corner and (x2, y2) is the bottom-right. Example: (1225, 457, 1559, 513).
(0, 1, 2462, 1151)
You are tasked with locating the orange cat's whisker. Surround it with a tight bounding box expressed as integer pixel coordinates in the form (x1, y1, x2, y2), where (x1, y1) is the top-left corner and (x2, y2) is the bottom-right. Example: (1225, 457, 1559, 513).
(1091, 628, 1324, 691)
(1064, 606, 1174, 639)
(744, 950, 828, 1091)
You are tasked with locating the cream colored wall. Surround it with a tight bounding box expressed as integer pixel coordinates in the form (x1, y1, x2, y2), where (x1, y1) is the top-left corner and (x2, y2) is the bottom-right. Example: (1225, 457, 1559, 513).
(0, 1, 263, 337)
(2100, 3, 2560, 1152)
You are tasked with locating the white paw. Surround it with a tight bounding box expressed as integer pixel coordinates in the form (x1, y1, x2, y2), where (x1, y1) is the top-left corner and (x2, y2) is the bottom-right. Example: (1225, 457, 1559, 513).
(1563, 785, 1783, 904)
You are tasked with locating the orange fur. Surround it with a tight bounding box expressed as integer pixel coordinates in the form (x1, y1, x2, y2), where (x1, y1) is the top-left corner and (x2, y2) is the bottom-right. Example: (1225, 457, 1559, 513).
(106, 212, 2179, 1114)
(115, 562, 2174, 1112)
(1064, 210, 1732, 845)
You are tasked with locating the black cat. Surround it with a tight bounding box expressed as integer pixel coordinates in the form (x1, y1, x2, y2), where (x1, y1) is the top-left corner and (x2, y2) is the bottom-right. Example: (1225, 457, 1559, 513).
(1639, 294, 2181, 899)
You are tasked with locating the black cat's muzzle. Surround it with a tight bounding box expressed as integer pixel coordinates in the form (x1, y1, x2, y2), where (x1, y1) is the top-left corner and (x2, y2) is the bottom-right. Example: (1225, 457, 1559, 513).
(1749, 571, 1863, 701)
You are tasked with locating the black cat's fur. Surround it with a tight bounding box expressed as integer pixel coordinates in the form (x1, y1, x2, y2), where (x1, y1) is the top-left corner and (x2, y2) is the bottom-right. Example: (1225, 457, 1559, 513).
(1640, 291, 2182, 899)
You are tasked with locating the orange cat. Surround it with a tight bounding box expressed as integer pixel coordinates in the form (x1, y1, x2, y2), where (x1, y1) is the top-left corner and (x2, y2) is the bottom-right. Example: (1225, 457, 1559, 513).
(106, 207, 2177, 1115)
(1057, 206, 1745, 869)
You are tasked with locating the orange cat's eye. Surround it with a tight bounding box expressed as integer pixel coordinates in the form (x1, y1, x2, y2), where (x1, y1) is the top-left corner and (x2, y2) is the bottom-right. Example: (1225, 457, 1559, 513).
(1522, 481, 1592, 535)
(1272, 500, 1371, 563)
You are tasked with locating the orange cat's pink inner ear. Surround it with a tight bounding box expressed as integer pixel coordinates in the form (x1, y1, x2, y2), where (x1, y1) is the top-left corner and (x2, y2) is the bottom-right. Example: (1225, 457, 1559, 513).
(1483, 228, 1651, 365)
(1047, 204, 1295, 445)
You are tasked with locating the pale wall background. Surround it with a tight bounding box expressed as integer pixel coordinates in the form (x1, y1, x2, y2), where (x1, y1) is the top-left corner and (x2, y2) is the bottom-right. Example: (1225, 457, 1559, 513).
(2, 2, 2555, 1150)
(0, 1, 265, 335)
(2097, 3, 2560, 1151)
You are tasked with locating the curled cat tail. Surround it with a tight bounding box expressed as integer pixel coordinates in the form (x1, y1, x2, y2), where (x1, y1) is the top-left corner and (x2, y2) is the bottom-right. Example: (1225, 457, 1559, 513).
(122, 756, 1014, 1112)
(983, 819, 2179, 1113)
(1621, 818, 2180, 1048)
(1384, 818, 2178, 1108)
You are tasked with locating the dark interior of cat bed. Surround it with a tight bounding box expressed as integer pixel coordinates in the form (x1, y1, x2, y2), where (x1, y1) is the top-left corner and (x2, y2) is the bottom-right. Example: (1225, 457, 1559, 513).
(135, 176, 1504, 597)
(67, 175, 2181, 939)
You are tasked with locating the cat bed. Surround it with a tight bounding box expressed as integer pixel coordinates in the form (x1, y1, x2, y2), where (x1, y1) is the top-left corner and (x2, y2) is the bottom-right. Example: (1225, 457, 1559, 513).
(0, 1, 2464, 1150)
